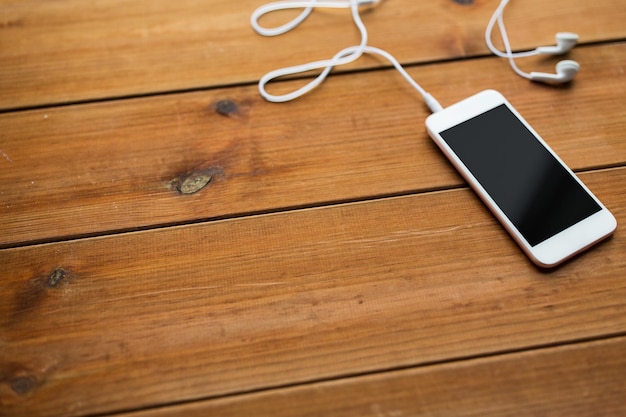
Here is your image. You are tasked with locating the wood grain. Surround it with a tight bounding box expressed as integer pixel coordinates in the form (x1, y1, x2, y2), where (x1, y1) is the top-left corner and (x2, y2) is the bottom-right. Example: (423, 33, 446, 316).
(1, 42, 625, 248)
(1, 167, 624, 417)
(118, 336, 626, 417)
(1, 0, 625, 109)
(1, 1, 625, 416)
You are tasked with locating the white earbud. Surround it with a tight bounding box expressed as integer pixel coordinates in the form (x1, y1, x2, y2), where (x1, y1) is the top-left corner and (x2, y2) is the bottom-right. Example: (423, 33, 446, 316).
(485, 0, 580, 85)
(535, 32, 579, 55)
(529, 60, 580, 84)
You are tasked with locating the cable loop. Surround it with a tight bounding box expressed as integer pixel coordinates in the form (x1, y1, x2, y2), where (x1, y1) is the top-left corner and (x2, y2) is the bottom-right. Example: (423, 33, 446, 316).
(250, 0, 443, 112)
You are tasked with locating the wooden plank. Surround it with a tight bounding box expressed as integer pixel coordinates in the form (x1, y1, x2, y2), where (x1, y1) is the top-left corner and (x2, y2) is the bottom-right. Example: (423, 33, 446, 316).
(1, 0, 625, 109)
(1, 167, 624, 417)
(1, 43, 625, 248)
(118, 336, 626, 417)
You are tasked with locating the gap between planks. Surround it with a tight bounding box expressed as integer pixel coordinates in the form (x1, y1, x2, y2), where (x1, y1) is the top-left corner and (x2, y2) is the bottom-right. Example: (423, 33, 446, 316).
(89, 333, 626, 417)
(1, 164, 622, 251)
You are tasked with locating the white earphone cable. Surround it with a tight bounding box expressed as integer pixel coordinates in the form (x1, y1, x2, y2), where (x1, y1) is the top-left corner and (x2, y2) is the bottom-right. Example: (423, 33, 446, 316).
(251, 0, 366, 37)
(485, 0, 538, 60)
(487, 0, 532, 79)
(251, 0, 443, 112)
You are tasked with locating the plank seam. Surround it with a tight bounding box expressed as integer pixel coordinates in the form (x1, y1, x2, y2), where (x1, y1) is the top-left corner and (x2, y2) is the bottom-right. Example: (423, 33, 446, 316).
(1, 164, 623, 251)
(81, 331, 626, 417)
(1, 39, 624, 114)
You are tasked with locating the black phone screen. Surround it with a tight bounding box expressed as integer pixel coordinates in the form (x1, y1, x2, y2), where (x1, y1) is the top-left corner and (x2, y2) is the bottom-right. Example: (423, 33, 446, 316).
(440, 104, 601, 246)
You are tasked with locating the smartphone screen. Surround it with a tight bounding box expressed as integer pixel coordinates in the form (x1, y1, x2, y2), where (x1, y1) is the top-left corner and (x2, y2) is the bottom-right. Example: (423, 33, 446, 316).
(438, 103, 601, 247)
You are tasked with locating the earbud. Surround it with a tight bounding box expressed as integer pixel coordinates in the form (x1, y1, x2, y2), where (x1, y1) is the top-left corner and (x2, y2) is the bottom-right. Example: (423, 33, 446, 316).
(485, 0, 582, 85)
(530, 33, 580, 84)
(529, 60, 580, 84)
(535, 32, 579, 55)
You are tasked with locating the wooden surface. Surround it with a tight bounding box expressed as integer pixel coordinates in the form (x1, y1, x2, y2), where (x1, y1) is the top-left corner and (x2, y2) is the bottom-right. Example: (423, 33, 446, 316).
(0, 1, 624, 416)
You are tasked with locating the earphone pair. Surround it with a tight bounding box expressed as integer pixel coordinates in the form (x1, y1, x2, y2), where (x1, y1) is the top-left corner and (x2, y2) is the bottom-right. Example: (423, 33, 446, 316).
(251, 0, 582, 105)
(486, 0, 580, 84)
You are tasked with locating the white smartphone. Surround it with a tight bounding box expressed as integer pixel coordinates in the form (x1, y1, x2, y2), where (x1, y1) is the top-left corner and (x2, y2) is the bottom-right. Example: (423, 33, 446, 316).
(425, 89, 616, 267)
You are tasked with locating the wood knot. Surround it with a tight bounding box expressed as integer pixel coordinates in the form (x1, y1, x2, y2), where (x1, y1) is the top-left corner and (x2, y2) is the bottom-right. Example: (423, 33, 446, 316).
(47, 268, 67, 288)
(215, 99, 239, 117)
(173, 169, 214, 195)
(9, 375, 38, 395)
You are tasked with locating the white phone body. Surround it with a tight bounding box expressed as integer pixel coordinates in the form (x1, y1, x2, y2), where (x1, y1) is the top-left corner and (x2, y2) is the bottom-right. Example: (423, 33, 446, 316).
(425, 89, 616, 267)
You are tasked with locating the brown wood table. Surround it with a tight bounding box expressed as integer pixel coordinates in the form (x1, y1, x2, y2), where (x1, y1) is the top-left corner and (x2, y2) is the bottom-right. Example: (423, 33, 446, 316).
(1, 1, 625, 416)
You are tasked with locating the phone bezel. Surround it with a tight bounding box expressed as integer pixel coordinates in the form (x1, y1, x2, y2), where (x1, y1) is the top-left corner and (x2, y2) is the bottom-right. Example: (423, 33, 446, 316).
(425, 89, 616, 267)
